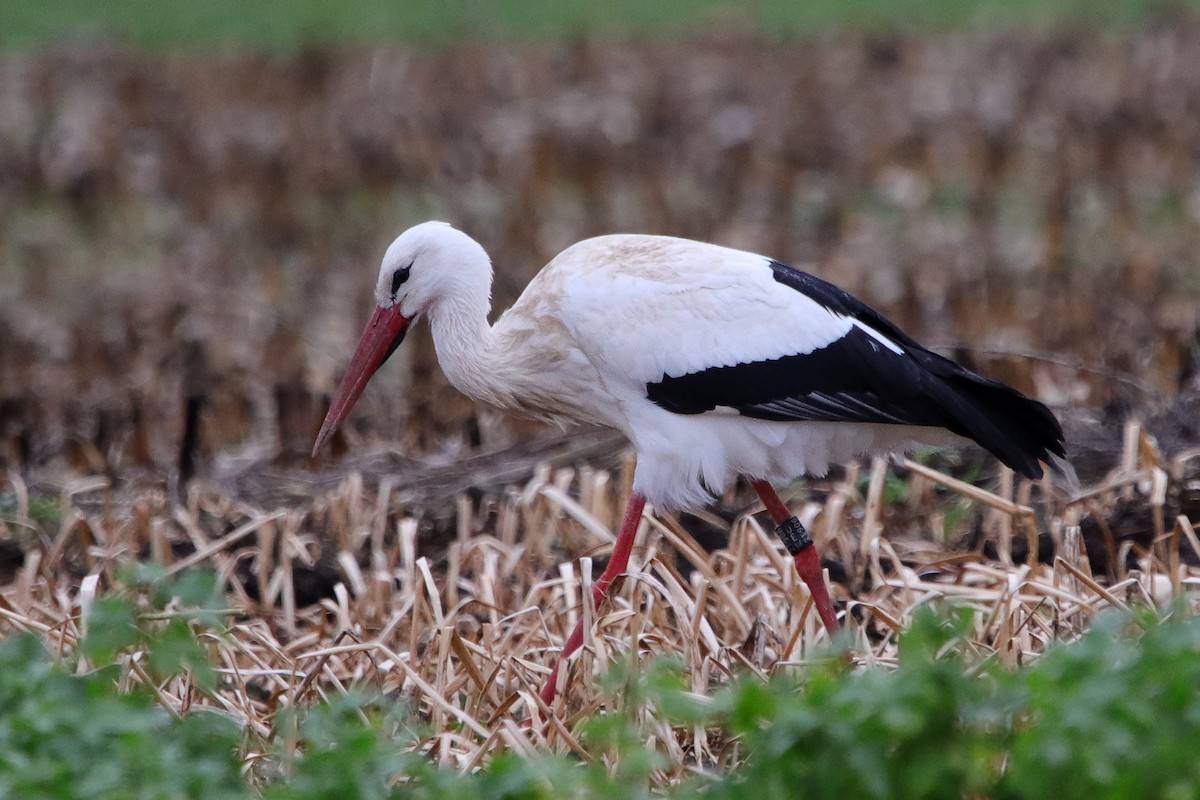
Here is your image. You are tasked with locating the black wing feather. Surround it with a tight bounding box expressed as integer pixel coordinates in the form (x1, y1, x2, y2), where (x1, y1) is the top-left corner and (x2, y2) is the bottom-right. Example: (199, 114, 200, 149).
(645, 260, 1065, 479)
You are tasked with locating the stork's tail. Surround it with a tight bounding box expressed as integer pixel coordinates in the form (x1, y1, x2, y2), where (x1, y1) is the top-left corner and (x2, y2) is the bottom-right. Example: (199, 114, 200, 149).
(902, 357, 1065, 482)
(927, 370, 1066, 480)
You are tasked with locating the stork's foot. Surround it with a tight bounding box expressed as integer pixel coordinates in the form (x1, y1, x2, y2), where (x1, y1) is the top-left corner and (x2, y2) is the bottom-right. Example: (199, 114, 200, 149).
(537, 492, 647, 717)
(751, 480, 841, 636)
(538, 622, 582, 710)
(785, 523, 840, 634)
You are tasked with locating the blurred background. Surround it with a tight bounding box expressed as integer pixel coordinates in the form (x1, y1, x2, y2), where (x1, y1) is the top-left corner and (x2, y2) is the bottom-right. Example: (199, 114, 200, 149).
(2, 0, 1199, 493)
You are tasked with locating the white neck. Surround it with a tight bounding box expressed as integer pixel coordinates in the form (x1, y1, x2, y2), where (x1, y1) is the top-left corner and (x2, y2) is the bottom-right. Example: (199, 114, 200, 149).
(393, 223, 565, 418)
(426, 287, 516, 409)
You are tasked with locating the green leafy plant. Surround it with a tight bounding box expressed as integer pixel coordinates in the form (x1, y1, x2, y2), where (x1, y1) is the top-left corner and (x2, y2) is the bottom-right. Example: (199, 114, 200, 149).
(4, 593, 1200, 799)
(998, 610, 1200, 800)
(0, 633, 246, 800)
(82, 564, 227, 689)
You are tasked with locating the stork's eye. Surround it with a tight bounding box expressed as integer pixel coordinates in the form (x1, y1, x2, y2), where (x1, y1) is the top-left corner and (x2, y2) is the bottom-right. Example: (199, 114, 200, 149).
(390, 264, 412, 296)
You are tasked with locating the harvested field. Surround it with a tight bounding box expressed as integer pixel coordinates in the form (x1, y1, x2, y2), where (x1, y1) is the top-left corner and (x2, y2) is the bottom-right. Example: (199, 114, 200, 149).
(3, 422, 1200, 778)
(3, 33, 1200, 474)
(1, 29, 1200, 778)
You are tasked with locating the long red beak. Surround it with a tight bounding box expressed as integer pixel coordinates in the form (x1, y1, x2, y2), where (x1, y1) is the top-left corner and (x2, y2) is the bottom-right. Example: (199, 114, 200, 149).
(312, 304, 411, 456)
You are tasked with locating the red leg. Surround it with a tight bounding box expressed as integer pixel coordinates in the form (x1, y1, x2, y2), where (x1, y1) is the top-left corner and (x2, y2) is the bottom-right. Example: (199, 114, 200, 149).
(751, 480, 840, 635)
(539, 492, 647, 710)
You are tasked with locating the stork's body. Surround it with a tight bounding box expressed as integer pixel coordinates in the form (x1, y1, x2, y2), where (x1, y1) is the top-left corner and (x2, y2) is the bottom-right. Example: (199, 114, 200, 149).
(314, 221, 1065, 712)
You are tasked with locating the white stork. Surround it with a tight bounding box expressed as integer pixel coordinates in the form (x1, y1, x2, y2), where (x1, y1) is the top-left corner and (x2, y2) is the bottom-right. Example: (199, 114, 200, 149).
(313, 221, 1064, 709)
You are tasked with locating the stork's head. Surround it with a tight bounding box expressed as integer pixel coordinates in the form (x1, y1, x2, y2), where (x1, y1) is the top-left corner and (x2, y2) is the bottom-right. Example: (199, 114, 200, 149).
(374, 221, 492, 317)
(312, 221, 491, 456)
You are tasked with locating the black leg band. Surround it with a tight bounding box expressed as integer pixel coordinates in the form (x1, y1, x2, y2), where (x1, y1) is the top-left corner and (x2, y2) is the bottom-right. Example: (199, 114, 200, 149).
(775, 516, 813, 555)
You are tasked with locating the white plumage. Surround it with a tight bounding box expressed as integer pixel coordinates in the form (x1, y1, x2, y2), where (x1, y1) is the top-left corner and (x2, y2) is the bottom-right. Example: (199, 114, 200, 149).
(320, 222, 969, 509)
(547, 235, 964, 508)
(314, 220, 1064, 709)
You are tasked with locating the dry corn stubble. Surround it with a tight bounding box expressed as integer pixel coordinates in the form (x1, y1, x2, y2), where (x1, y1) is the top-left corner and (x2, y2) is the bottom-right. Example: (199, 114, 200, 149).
(1, 421, 1199, 784)
(3, 34, 1200, 480)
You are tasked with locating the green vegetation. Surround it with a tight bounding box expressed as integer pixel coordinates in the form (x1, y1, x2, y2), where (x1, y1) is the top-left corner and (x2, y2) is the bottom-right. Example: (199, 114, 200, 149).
(2, 568, 1199, 798)
(5, 0, 1198, 50)
(0, 569, 241, 800)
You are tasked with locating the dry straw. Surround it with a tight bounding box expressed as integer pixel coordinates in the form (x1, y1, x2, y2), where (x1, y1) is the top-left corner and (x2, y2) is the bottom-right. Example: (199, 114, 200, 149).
(1, 425, 1198, 782)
